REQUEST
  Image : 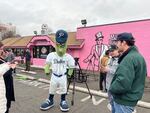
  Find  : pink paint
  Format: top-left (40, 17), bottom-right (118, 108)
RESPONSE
top-left (27, 35), bottom-right (54, 47)
top-left (76, 19), bottom-right (150, 77)
top-left (32, 58), bottom-right (45, 66)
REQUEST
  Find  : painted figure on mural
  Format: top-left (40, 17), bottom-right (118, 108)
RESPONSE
top-left (83, 32), bottom-right (108, 73)
top-left (40, 30), bottom-right (75, 112)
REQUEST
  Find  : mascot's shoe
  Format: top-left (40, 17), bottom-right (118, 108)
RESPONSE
top-left (60, 100), bottom-right (69, 112)
top-left (40, 99), bottom-right (54, 110)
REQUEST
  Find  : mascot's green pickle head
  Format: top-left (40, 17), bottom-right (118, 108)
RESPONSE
top-left (55, 30), bottom-right (73, 76)
top-left (55, 30), bottom-right (68, 57)
top-left (44, 30), bottom-right (71, 75)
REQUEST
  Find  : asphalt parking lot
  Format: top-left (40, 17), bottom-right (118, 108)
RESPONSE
top-left (9, 68), bottom-right (150, 113)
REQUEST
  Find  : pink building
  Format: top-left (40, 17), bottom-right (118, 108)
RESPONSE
top-left (1, 19), bottom-right (150, 77)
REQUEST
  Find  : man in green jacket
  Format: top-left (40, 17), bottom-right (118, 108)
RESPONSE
top-left (109, 32), bottom-right (147, 113)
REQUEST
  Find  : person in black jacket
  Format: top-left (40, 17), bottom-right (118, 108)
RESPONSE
top-left (0, 47), bottom-right (16, 113)
top-left (0, 58), bottom-right (15, 113)
top-left (25, 49), bottom-right (31, 71)
top-left (0, 50), bottom-right (16, 113)
top-left (3, 68), bottom-right (15, 113)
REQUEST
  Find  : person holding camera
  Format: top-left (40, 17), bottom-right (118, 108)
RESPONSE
top-left (0, 42), bottom-right (17, 113)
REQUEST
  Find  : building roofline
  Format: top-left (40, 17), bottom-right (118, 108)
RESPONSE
top-left (78, 18), bottom-right (150, 29)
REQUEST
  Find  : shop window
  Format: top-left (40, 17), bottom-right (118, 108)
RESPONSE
top-left (33, 45), bottom-right (55, 59)
top-left (16, 48), bottom-right (21, 56)
top-left (11, 48), bottom-right (25, 57)
top-left (20, 49), bottom-right (25, 56)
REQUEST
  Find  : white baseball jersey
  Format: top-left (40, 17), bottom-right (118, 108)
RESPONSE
top-left (46, 52), bottom-right (75, 94)
top-left (46, 52), bottom-right (75, 75)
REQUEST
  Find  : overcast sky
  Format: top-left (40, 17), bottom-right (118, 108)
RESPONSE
top-left (0, 0), bottom-right (150, 36)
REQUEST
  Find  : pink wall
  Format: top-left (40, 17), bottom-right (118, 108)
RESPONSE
top-left (76, 20), bottom-right (150, 77)
top-left (32, 58), bottom-right (45, 66)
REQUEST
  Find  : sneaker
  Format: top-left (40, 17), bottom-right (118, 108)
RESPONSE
top-left (40, 99), bottom-right (54, 110)
top-left (60, 100), bottom-right (69, 112)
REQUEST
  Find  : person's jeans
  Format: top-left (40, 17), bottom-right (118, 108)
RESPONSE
top-left (113, 101), bottom-right (134, 113)
top-left (108, 91), bottom-right (115, 113)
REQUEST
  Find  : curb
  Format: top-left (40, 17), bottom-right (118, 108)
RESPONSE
top-left (16, 74), bottom-right (150, 109)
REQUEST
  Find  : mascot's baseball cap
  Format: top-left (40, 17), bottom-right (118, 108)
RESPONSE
top-left (116, 32), bottom-right (135, 41)
top-left (55, 30), bottom-right (68, 44)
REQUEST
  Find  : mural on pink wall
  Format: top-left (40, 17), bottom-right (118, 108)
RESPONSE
top-left (76, 19), bottom-right (150, 77)
top-left (83, 31), bottom-right (108, 74)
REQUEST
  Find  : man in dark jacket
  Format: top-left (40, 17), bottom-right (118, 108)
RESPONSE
top-left (25, 49), bottom-right (31, 71)
top-left (109, 33), bottom-right (147, 113)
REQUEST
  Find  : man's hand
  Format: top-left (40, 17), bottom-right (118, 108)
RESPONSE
top-left (9, 63), bottom-right (17, 69)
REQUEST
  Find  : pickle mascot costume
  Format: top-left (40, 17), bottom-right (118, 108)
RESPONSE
top-left (40, 30), bottom-right (75, 112)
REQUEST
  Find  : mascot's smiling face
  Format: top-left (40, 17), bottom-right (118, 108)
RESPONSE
top-left (55, 30), bottom-right (68, 57)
